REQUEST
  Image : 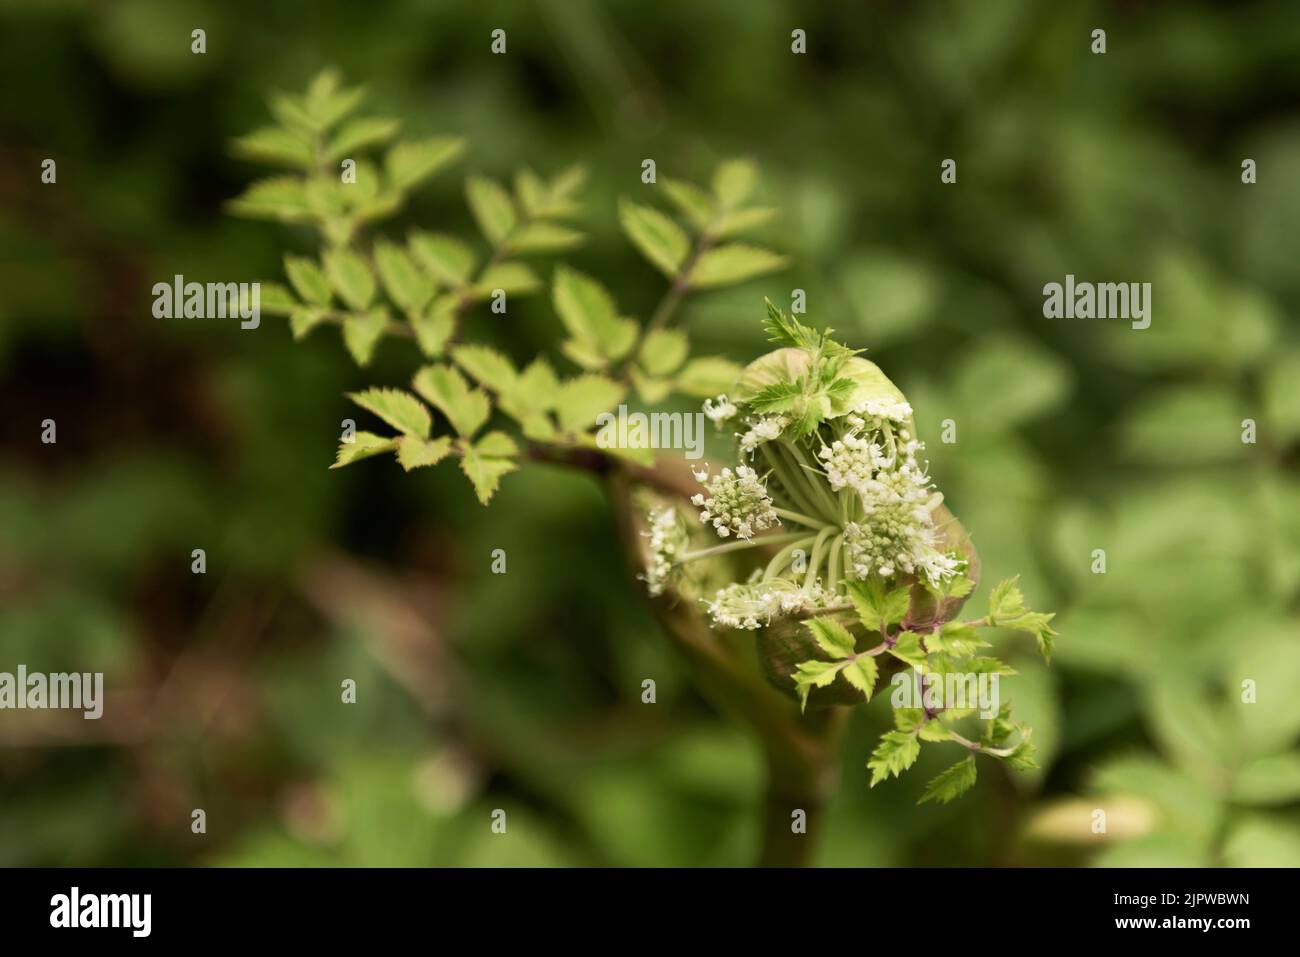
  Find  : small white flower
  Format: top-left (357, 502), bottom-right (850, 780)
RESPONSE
top-left (640, 505), bottom-right (689, 597)
top-left (738, 415), bottom-right (787, 455)
top-left (704, 576), bottom-right (837, 630)
top-left (854, 397), bottom-right (913, 423)
top-left (703, 394), bottom-right (737, 425)
top-left (693, 464), bottom-right (779, 540)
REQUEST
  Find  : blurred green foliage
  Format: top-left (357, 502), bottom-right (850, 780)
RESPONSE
top-left (1, 0), bottom-right (1297, 866)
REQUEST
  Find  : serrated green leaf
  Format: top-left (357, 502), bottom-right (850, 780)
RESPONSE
top-left (629, 366), bottom-right (673, 404)
top-left (932, 621), bottom-right (990, 656)
top-left (284, 255), bottom-right (332, 306)
top-left (988, 576), bottom-right (1057, 660)
top-left (918, 757), bottom-right (977, 804)
top-left (396, 435), bottom-right (453, 471)
top-left (346, 387), bottom-right (430, 438)
top-left (374, 239), bottom-right (434, 312)
top-left (452, 344), bottom-right (518, 394)
top-left (459, 445), bottom-right (517, 505)
top-left (554, 375), bottom-right (626, 433)
top-left (413, 364), bottom-right (491, 438)
top-left (341, 308), bottom-right (387, 365)
top-left (327, 116), bottom-right (401, 162)
top-left (841, 656), bottom-right (878, 700)
top-left (846, 578), bottom-right (912, 631)
top-left (331, 430), bottom-right (398, 469)
top-left (466, 175), bottom-right (517, 246)
top-left (805, 617), bottom-right (856, 658)
top-left (386, 136), bottom-right (464, 193)
top-left (687, 244), bottom-right (789, 288)
top-left (867, 730), bottom-right (921, 786)
top-left (474, 430), bottom-right (519, 458)
top-left (791, 659), bottom-right (844, 711)
top-left (323, 248), bottom-right (376, 310)
top-left (409, 231), bottom-right (477, 288)
top-left (638, 328), bottom-right (689, 377)
top-left (231, 126), bottom-right (314, 169)
top-left (889, 631), bottom-right (929, 670)
top-left (712, 158), bottom-right (758, 208)
top-left (513, 358), bottom-right (559, 411)
top-left (673, 356), bottom-right (742, 398)
top-left (619, 199), bottom-right (690, 277)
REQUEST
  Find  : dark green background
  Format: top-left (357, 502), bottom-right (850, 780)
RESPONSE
top-left (1, 0), bottom-right (1297, 866)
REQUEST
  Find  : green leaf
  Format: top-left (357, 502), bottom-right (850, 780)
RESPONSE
top-left (687, 244), bottom-right (788, 289)
top-left (226, 176), bottom-right (314, 223)
top-left (714, 206), bottom-right (778, 238)
top-left (413, 364), bottom-right (491, 438)
top-left (507, 221), bottom-right (584, 255)
top-left (918, 757), bottom-right (978, 805)
top-left (618, 199), bottom-right (690, 277)
top-left (552, 266), bottom-right (638, 362)
top-left (466, 175), bottom-right (517, 246)
top-left (867, 730), bottom-right (921, 787)
top-left (1263, 348), bottom-right (1300, 443)
top-left (284, 255), bottom-right (332, 306)
top-left (554, 375), bottom-right (626, 433)
top-left (1120, 385), bottom-right (1248, 465)
top-left (747, 380), bottom-right (802, 415)
top-left (841, 656), bottom-right (878, 700)
top-left (791, 659), bottom-right (844, 711)
top-left (513, 359), bottom-right (559, 411)
top-left (346, 387), bottom-right (431, 438)
top-left (451, 344), bottom-right (518, 394)
top-left (475, 430), bottom-right (519, 458)
top-left (323, 248), bottom-right (376, 310)
top-left (805, 617), bottom-right (856, 658)
top-left (846, 578), bottom-right (912, 631)
top-left (1234, 753), bottom-right (1300, 805)
top-left (473, 261), bottom-right (541, 298)
top-left (988, 577), bottom-right (1057, 660)
top-left (385, 136), bottom-right (464, 193)
top-left (289, 307), bottom-right (329, 339)
top-left (459, 440), bottom-right (518, 505)
top-left (712, 158), bottom-right (758, 208)
top-left (931, 621), bottom-right (990, 656)
top-left (410, 295), bottom-right (457, 357)
top-left (888, 631), bottom-right (929, 670)
top-left (231, 126), bottom-right (314, 169)
top-left (327, 116), bottom-right (401, 162)
top-left (301, 70), bottom-right (367, 129)
top-left (374, 239), bottom-right (434, 312)
top-left (638, 328), bottom-right (689, 377)
top-left (257, 281), bottom-right (298, 316)
top-left (674, 356), bottom-right (742, 397)
top-left (331, 431), bottom-right (397, 469)
top-left (409, 231), bottom-right (477, 288)
top-left (341, 308), bottom-right (388, 366)
top-left (395, 435), bottom-right (453, 472)
top-left (662, 178), bottom-right (715, 231)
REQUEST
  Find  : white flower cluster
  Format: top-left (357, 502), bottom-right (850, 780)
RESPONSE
top-left (641, 505), bottom-right (689, 597)
top-left (843, 462), bottom-right (959, 584)
top-left (691, 465), bottom-right (779, 540)
top-left (817, 431), bottom-right (884, 493)
top-left (704, 576), bottom-right (836, 630)
top-left (855, 397), bottom-right (913, 424)
top-left (738, 415), bottom-right (786, 455)
top-left (702, 394), bottom-right (737, 425)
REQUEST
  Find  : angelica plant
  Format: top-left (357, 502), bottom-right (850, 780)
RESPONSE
top-left (230, 70), bottom-right (1056, 864)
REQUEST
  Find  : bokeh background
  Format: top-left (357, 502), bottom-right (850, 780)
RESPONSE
top-left (2, 0), bottom-right (1298, 866)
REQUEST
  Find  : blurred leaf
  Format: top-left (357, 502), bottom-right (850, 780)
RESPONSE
top-left (323, 248), bottom-right (376, 310)
top-left (374, 240), bottom-right (434, 312)
top-left (619, 199), bottom-right (690, 277)
top-left (1120, 385), bottom-right (1246, 465)
top-left (638, 328), bottom-right (689, 377)
top-left (953, 336), bottom-right (1070, 432)
top-left (409, 231), bottom-right (476, 288)
top-left (465, 175), bottom-right (517, 246)
top-left (686, 244), bottom-right (788, 288)
top-left (346, 387), bottom-right (430, 438)
top-left (413, 364), bottom-right (491, 438)
top-left (554, 375), bottom-right (626, 433)
top-left (385, 136), bottom-right (464, 193)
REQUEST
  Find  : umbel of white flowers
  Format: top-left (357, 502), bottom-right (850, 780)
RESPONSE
top-left (641, 305), bottom-right (963, 631)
